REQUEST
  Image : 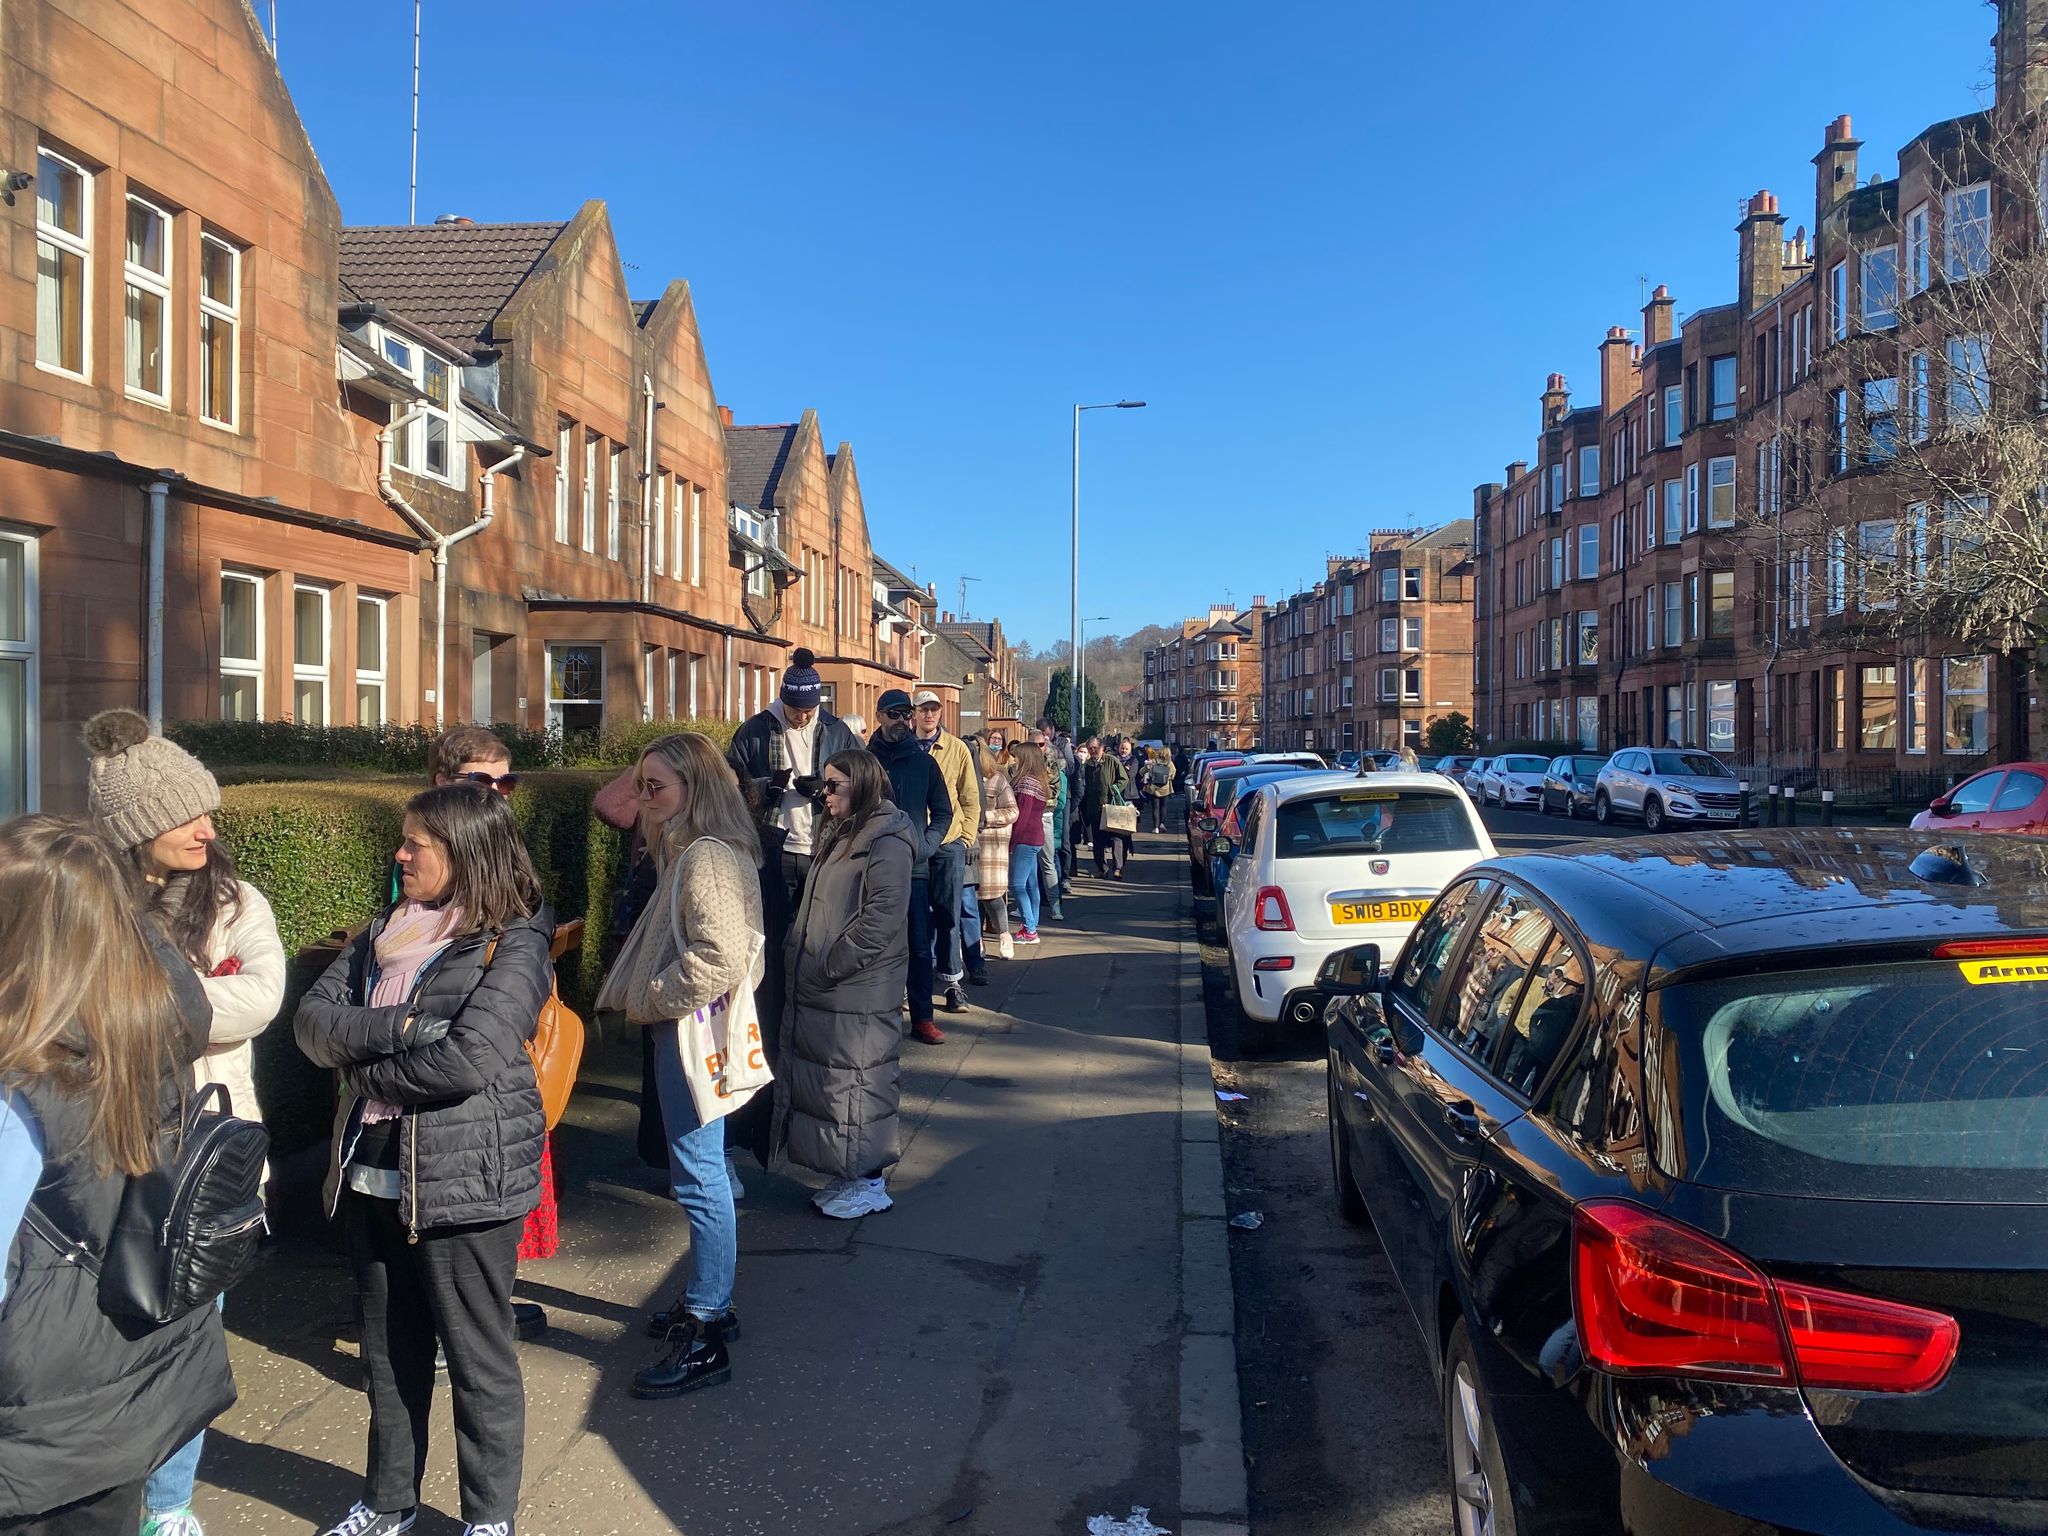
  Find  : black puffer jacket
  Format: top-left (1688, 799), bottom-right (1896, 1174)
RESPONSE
top-left (0, 935), bottom-right (234, 1520)
top-left (295, 903), bottom-right (553, 1234)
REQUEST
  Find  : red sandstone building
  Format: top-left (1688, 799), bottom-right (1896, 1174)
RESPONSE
top-left (1, 0), bottom-right (968, 814)
top-left (1146, 604), bottom-right (1265, 751)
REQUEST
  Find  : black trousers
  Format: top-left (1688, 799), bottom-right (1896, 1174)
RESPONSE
top-left (779, 848), bottom-right (813, 915)
top-left (0, 1481), bottom-right (144, 1536)
top-left (346, 1192), bottom-right (525, 1524)
top-left (1094, 827), bottom-right (1131, 876)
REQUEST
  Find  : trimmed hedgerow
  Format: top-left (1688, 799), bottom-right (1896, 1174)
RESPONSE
top-left (214, 770), bottom-right (633, 1154)
top-left (170, 717), bottom-right (738, 777)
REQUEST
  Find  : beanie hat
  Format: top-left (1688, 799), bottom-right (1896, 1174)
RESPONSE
top-left (781, 648), bottom-right (825, 711)
top-left (83, 709), bottom-right (221, 849)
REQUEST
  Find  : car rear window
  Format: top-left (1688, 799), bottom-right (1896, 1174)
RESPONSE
top-left (1273, 789), bottom-right (1479, 859)
top-left (1500, 756), bottom-right (1548, 773)
top-left (1657, 960), bottom-right (2048, 1202)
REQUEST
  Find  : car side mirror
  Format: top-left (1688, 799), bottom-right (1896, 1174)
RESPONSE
top-left (1317, 942), bottom-right (1382, 995)
top-left (1210, 836), bottom-right (1236, 858)
top-left (1929, 796), bottom-right (1954, 816)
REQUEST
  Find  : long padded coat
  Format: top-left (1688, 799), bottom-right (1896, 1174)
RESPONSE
top-left (779, 806), bottom-right (917, 1180)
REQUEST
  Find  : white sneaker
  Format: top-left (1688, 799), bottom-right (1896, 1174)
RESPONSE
top-left (811, 1177), bottom-right (854, 1208)
top-left (997, 931), bottom-right (1014, 960)
top-left (141, 1513), bottom-right (204, 1536)
top-left (725, 1154), bottom-right (746, 1200)
top-left (817, 1176), bottom-right (893, 1220)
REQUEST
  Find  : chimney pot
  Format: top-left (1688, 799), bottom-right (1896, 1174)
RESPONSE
top-left (717, 404), bottom-right (734, 426)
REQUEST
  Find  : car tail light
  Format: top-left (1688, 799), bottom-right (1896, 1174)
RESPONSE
top-left (1253, 886), bottom-right (1294, 931)
top-left (1572, 1202), bottom-right (1957, 1394)
top-left (1934, 938), bottom-right (2048, 959)
top-left (1252, 955), bottom-right (1294, 971)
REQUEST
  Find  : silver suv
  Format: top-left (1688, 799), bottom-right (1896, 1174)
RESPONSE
top-left (1594, 748), bottom-right (1740, 831)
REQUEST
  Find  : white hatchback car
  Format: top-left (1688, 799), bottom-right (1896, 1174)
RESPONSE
top-left (1221, 772), bottom-right (1495, 1049)
top-left (1482, 753), bottom-right (1550, 808)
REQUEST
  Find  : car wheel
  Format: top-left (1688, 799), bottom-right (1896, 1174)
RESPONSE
top-left (1445, 1320), bottom-right (1521, 1536)
top-left (1643, 795), bottom-right (1665, 833)
top-left (1564, 795), bottom-right (1578, 820)
top-left (1536, 792), bottom-right (1550, 817)
top-left (1594, 791), bottom-right (1613, 825)
top-left (1326, 1061), bottom-right (1370, 1227)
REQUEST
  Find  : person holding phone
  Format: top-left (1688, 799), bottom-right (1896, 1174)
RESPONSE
top-left (726, 649), bottom-right (858, 914)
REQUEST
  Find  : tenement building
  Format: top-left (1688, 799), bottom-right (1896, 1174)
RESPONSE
top-left (1, 0), bottom-right (984, 814)
top-left (1259, 524), bottom-right (1474, 756)
top-left (1146, 603), bottom-right (1264, 750)
top-left (1473, 0), bottom-right (2048, 776)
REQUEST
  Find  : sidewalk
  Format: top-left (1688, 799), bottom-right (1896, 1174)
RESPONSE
top-left (197, 828), bottom-right (1239, 1536)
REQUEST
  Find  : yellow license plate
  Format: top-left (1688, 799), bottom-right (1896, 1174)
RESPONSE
top-left (1330, 899), bottom-right (1430, 925)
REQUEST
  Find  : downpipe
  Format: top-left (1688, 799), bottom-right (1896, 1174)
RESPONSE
top-left (146, 478), bottom-right (170, 731)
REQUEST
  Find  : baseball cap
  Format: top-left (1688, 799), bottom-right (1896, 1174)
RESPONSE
top-left (877, 688), bottom-right (914, 715)
top-left (911, 689), bottom-right (943, 707)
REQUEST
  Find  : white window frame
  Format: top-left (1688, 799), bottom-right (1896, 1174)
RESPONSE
top-left (1826, 530), bottom-right (1848, 615)
top-left (1662, 478), bottom-right (1683, 543)
top-left (291, 581), bottom-right (331, 726)
top-left (1378, 617), bottom-right (1397, 652)
top-left (198, 233), bottom-right (240, 429)
top-left (1402, 615), bottom-right (1422, 650)
top-left (735, 509), bottom-right (771, 598)
top-left (690, 484), bottom-right (704, 585)
top-left (1646, 582), bottom-right (1660, 650)
top-left (1945, 184), bottom-right (1991, 282)
top-left (377, 328), bottom-right (457, 484)
top-left (1380, 567), bottom-right (1399, 603)
top-left (1904, 203), bottom-right (1930, 296)
top-left (607, 443), bottom-right (626, 560)
top-left (34, 147), bottom-right (92, 381)
top-left (581, 434), bottom-right (599, 553)
top-left (1685, 463), bottom-right (1700, 532)
top-left (546, 642), bottom-right (606, 735)
top-left (555, 423), bottom-right (573, 542)
top-left (1907, 352), bottom-right (1931, 442)
top-left (1946, 333), bottom-right (1990, 429)
top-left (220, 570), bottom-right (264, 721)
top-left (1662, 385), bottom-right (1682, 446)
top-left (1943, 655), bottom-right (1989, 755)
top-left (1828, 259), bottom-right (1848, 343)
top-left (123, 192), bottom-right (173, 406)
top-left (1577, 523), bottom-right (1598, 579)
top-left (643, 644), bottom-right (658, 722)
top-left (355, 593), bottom-right (387, 725)
top-left (1662, 581), bottom-right (1681, 649)
top-left (1706, 455), bottom-right (1736, 529)
top-left (651, 472), bottom-right (667, 575)
top-left (1859, 246), bottom-right (1897, 331)
top-left (0, 530), bottom-right (42, 816)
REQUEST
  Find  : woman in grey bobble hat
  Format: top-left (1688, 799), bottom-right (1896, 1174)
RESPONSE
top-left (83, 709), bottom-right (287, 1536)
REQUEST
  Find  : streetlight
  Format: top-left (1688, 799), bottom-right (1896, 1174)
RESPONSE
top-left (1079, 614), bottom-right (1109, 737)
top-left (1072, 399), bottom-right (1146, 736)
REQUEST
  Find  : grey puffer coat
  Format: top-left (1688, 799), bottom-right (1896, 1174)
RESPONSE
top-left (295, 903), bottom-right (554, 1234)
top-left (779, 805), bottom-right (916, 1180)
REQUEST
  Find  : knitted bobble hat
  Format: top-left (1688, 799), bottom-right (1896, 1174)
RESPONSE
top-left (781, 648), bottom-right (825, 710)
top-left (83, 709), bottom-right (222, 850)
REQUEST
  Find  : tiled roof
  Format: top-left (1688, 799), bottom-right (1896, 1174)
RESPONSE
top-left (725, 424), bottom-right (800, 511)
top-left (939, 620), bottom-right (998, 657)
top-left (339, 221), bottom-right (567, 347)
top-left (1412, 518), bottom-right (1474, 549)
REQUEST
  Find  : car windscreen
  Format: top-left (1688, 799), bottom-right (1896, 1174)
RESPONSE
top-left (1500, 755), bottom-right (1548, 773)
top-left (1570, 756), bottom-right (1607, 775)
top-left (1272, 789), bottom-right (1480, 859)
top-left (1210, 767), bottom-right (1303, 807)
top-left (1647, 751), bottom-right (1732, 778)
top-left (1657, 959), bottom-right (2048, 1202)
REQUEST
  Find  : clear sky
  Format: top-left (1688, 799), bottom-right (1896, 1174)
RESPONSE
top-left (277, 0), bottom-right (1994, 651)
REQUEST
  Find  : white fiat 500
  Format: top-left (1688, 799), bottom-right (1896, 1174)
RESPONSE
top-left (1221, 772), bottom-right (1495, 1049)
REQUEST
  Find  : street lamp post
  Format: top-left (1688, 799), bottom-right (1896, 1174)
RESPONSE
top-left (1078, 613), bottom-right (1108, 738)
top-left (1071, 399), bottom-right (1145, 737)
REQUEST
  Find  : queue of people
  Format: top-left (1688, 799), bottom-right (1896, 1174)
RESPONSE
top-left (0, 690), bottom-right (1184, 1536)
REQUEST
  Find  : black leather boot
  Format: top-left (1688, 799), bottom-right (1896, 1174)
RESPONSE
top-left (645, 1298), bottom-right (742, 1342)
top-left (630, 1316), bottom-right (732, 1398)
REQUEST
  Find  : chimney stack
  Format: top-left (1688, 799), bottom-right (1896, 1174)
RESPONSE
top-left (1540, 373), bottom-right (1571, 428)
top-left (1737, 189), bottom-right (1789, 314)
top-left (1813, 116), bottom-right (1861, 219)
top-left (717, 403), bottom-right (735, 427)
top-left (1641, 284), bottom-right (1675, 346)
top-left (1599, 326), bottom-right (1638, 418)
top-left (1997, 0), bottom-right (2048, 119)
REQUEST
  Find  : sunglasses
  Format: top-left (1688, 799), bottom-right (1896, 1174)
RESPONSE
top-left (459, 771), bottom-right (520, 796)
top-left (822, 776), bottom-right (851, 793)
top-left (882, 706), bottom-right (915, 720)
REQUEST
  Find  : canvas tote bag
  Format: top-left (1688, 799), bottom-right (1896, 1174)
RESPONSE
top-left (668, 840), bottom-right (774, 1122)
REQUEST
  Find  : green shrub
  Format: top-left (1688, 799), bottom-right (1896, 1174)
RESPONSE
top-left (216, 770), bottom-right (632, 1154)
top-left (172, 717), bottom-right (739, 775)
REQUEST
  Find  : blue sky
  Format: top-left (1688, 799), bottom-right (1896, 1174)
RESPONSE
top-left (279, 1), bottom-right (1993, 651)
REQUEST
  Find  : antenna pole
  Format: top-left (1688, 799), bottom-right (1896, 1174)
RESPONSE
top-left (269, 0), bottom-right (278, 56)
top-left (408, 0), bottom-right (421, 224)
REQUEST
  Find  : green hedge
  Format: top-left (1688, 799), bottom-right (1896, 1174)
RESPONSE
top-left (171, 717), bottom-right (738, 778)
top-left (216, 770), bottom-right (633, 1154)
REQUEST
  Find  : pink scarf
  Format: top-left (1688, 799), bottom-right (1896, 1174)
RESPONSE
top-left (361, 900), bottom-right (466, 1123)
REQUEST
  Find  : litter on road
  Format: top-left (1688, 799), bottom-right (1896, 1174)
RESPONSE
top-left (1215, 1089), bottom-right (1249, 1103)
top-left (1086, 1508), bottom-right (1171, 1536)
top-left (1228, 1210), bottom-right (1265, 1230)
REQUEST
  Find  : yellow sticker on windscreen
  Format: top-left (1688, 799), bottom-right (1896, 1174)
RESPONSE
top-left (1957, 958), bottom-right (2048, 985)
top-left (1341, 790), bottom-right (1397, 801)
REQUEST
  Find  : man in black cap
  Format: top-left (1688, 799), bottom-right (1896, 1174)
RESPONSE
top-left (728, 647), bottom-right (859, 912)
top-left (869, 688), bottom-right (955, 1043)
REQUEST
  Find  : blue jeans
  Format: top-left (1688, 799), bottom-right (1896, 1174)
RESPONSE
top-left (960, 883), bottom-right (985, 971)
top-left (146, 1296), bottom-right (224, 1512)
top-left (1010, 844), bottom-right (1043, 933)
top-left (650, 1026), bottom-right (737, 1319)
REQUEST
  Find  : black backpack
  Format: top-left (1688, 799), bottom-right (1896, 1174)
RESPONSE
top-left (26, 1083), bottom-right (269, 1325)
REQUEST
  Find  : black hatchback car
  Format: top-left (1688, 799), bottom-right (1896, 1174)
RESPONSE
top-left (1321, 829), bottom-right (2048, 1534)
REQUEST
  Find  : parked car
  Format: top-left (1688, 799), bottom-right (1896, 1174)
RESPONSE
top-left (1594, 747), bottom-right (1740, 830)
top-left (1359, 749), bottom-right (1403, 772)
top-left (1910, 762), bottom-right (2048, 834)
top-left (1208, 772), bottom-right (1309, 913)
top-left (1458, 757), bottom-right (1493, 798)
top-left (1221, 772), bottom-right (1493, 1051)
top-left (1321, 827), bottom-right (2048, 1534)
top-left (1188, 760), bottom-right (1321, 891)
top-left (1480, 753), bottom-right (1549, 808)
top-left (1433, 753), bottom-right (1478, 786)
top-left (1539, 752), bottom-right (1610, 817)
top-left (1334, 750), bottom-right (1362, 772)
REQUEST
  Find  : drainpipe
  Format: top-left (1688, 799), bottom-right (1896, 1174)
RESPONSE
top-left (146, 478), bottom-right (171, 731)
top-left (640, 373), bottom-right (656, 605)
top-left (377, 406), bottom-right (523, 728)
top-left (724, 631), bottom-right (735, 719)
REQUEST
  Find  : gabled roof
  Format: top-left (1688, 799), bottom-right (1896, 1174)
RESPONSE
top-left (872, 552), bottom-right (921, 593)
top-left (725, 424), bottom-right (800, 512)
top-left (339, 221), bottom-right (568, 347)
top-left (938, 619), bottom-right (999, 658)
top-left (1412, 518), bottom-right (1474, 549)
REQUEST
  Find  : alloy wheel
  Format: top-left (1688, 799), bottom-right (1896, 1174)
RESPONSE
top-left (1643, 796), bottom-right (1664, 833)
top-left (1594, 792), bottom-right (1612, 825)
top-left (1450, 1362), bottom-right (1497, 1536)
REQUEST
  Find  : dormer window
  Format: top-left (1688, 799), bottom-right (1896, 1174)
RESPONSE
top-left (377, 327), bottom-right (458, 485)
